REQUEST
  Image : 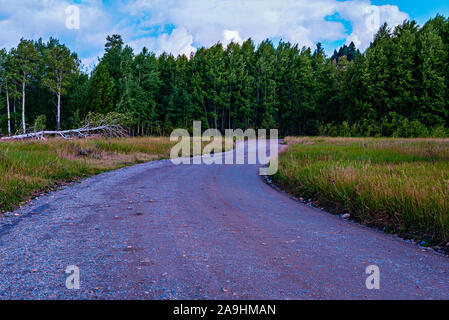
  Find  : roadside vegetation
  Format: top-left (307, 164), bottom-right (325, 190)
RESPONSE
top-left (0, 137), bottom-right (231, 214)
top-left (273, 137), bottom-right (449, 245)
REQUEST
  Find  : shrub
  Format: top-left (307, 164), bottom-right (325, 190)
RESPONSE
top-left (393, 118), bottom-right (429, 138)
top-left (33, 115), bottom-right (47, 133)
top-left (82, 112), bottom-right (135, 129)
top-left (431, 125), bottom-right (449, 138)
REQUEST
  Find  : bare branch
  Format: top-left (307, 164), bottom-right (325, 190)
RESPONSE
top-left (1, 124), bottom-right (126, 141)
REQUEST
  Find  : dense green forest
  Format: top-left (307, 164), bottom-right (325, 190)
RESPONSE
top-left (1, 15), bottom-right (449, 137)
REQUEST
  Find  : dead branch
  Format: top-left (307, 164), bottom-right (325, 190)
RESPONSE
top-left (1, 125), bottom-right (126, 141)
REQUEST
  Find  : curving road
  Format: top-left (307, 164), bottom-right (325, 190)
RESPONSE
top-left (0, 140), bottom-right (448, 300)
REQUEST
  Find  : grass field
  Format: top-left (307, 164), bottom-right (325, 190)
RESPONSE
top-left (273, 137), bottom-right (449, 245)
top-left (0, 136), bottom-right (230, 214)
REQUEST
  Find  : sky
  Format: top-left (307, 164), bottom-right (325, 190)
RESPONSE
top-left (0, 0), bottom-right (447, 70)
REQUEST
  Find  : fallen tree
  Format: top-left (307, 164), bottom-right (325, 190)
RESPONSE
top-left (1, 124), bottom-right (126, 141)
top-left (1, 112), bottom-right (132, 141)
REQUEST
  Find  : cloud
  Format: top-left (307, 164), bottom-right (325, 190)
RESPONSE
top-left (127, 0), bottom-right (409, 51)
top-left (155, 28), bottom-right (196, 56)
top-left (0, 0), bottom-right (410, 63)
top-left (223, 30), bottom-right (243, 46)
top-left (128, 28), bottom-right (196, 57)
top-left (0, 0), bottom-right (114, 58)
top-left (339, 1), bottom-right (409, 48)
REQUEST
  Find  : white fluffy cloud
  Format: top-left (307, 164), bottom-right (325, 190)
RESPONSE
top-left (0, 0), bottom-right (114, 68)
top-left (154, 28), bottom-right (196, 56)
top-left (0, 1), bottom-right (111, 46)
top-left (338, 2), bottom-right (409, 48)
top-left (128, 0), bottom-right (409, 52)
top-left (223, 30), bottom-right (243, 46)
top-left (129, 27), bottom-right (196, 57)
top-left (0, 0), bottom-right (409, 65)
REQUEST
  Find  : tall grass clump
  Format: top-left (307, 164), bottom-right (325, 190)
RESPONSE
top-left (273, 137), bottom-right (449, 244)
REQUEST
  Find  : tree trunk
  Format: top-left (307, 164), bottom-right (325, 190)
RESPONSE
top-left (1, 125), bottom-right (125, 141)
top-left (228, 83), bottom-right (232, 130)
top-left (13, 91), bottom-right (17, 131)
top-left (6, 87), bottom-right (11, 136)
top-left (57, 90), bottom-right (61, 130)
top-left (22, 80), bottom-right (26, 134)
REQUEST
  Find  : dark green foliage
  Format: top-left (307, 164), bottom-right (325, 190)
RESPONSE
top-left (89, 63), bottom-right (116, 114)
top-left (330, 41), bottom-right (361, 63)
top-left (1, 16), bottom-right (449, 137)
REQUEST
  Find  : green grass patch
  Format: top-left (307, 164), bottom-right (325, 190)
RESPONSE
top-left (0, 136), bottom-right (232, 214)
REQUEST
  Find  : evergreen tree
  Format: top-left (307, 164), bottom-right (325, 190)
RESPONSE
top-left (90, 63), bottom-right (116, 114)
top-left (389, 21), bottom-right (419, 119)
top-left (416, 23), bottom-right (447, 126)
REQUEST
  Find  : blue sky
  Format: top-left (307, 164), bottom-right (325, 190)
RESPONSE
top-left (0, 0), bottom-right (447, 70)
top-left (371, 0), bottom-right (449, 23)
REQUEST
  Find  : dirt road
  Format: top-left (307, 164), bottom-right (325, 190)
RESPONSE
top-left (0, 141), bottom-right (448, 299)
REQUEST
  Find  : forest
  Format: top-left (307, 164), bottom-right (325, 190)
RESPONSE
top-left (0, 15), bottom-right (448, 138)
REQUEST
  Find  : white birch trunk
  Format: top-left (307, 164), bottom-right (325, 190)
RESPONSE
top-left (21, 80), bottom-right (26, 134)
top-left (6, 87), bottom-right (11, 136)
top-left (57, 90), bottom-right (61, 130)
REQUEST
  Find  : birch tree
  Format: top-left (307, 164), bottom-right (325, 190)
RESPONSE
top-left (0, 49), bottom-right (11, 136)
top-left (11, 39), bottom-right (38, 134)
top-left (0, 49), bottom-right (20, 136)
top-left (42, 42), bottom-right (80, 129)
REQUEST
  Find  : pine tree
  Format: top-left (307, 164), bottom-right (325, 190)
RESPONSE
top-left (364, 24), bottom-right (393, 121)
top-left (135, 48), bottom-right (160, 133)
top-left (390, 21), bottom-right (419, 119)
top-left (416, 24), bottom-right (447, 126)
top-left (255, 40), bottom-right (277, 129)
top-left (102, 34), bottom-right (125, 106)
top-left (90, 63), bottom-right (116, 114)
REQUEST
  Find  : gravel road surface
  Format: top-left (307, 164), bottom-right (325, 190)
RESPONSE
top-left (0, 140), bottom-right (448, 300)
